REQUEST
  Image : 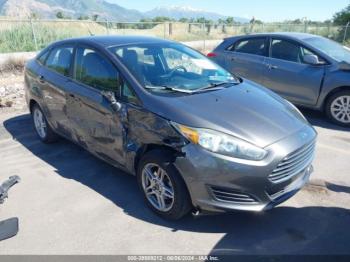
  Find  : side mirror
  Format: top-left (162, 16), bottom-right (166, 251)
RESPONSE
top-left (101, 90), bottom-right (122, 112)
top-left (303, 54), bottom-right (320, 65)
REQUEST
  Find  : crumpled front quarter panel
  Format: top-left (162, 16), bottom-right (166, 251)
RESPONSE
top-left (124, 105), bottom-right (186, 174)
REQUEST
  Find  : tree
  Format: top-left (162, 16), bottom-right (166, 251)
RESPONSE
top-left (140, 18), bottom-right (152, 23)
top-left (225, 17), bottom-right (234, 25)
top-left (56, 12), bottom-right (64, 19)
top-left (292, 19), bottom-right (303, 24)
top-left (195, 17), bottom-right (212, 24)
top-left (334, 4), bottom-right (350, 25)
top-left (30, 12), bottom-right (40, 19)
top-left (152, 16), bottom-right (173, 23)
top-left (78, 15), bottom-right (89, 20)
top-left (179, 18), bottom-right (189, 23)
top-left (138, 18), bottom-right (153, 29)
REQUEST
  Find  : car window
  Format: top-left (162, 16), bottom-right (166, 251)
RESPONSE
top-left (121, 81), bottom-right (139, 105)
top-left (304, 36), bottom-right (350, 63)
top-left (116, 47), bottom-right (155, 66)
top-left (74, 47), bottom-right (119, 92)
top-left (45, 46), bottom-right (73, 76)
top-left (300, 46), bottom-right (326, 64)
top-left (271, 39), bottom-right (301, 63)
top-left (231, 38), bottom-right (267, 56)
top-left (109, 43), bottom-right (237, 92)
top-left (37, 50), bottom-right (50, 65)
top-left (162, 48), bottom-right (203, 74)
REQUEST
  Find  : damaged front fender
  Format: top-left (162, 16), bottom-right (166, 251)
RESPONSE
top-left (122, 105), bottom-right (188, 175)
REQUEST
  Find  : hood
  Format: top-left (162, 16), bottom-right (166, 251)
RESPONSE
top-left (145, 80), bottom-right (310, 148)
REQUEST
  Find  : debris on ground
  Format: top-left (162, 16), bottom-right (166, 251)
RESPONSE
top-left (0, 71), bottom-right (26, 112)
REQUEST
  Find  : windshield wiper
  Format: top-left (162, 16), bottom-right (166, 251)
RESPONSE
top-left (145, 85), bottom-right (194, 94)
top-left (193, 82), bottom-right (237, 93)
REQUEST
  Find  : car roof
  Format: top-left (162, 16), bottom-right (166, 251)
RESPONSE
top-left (225, 32), bottom-right (320, 41)
top-left (51, 35), bottom-right (173, 48)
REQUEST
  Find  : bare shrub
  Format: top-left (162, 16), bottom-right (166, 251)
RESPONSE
top-left (0, 57), bottom-right (26, 74)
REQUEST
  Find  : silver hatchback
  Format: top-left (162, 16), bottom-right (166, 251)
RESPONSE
top-left (209, 33), bottom-right (350, 126)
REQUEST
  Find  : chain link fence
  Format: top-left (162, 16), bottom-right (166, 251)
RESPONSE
top-left (0, 19), bottom-right (349, 53)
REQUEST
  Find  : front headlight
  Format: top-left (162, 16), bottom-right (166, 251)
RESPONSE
top-left (171, 122), bottom-right (267, 161)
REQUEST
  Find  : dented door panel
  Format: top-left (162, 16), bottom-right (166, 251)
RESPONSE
top-left (66, 88), bottom-right (186, 174)
top-left (66, 82), bottom-right (126, 167)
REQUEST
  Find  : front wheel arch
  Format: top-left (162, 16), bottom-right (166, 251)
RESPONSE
top-left (323, 86), bottom-right (350, 111)
top-left (134, 144), bottom-right (180, 175)
top-left (324, 89), bottom-right (350, 126)
top-left (136, 149), bottom-right (193, 219)
top-left (29, 99), bottom-right (39, 114)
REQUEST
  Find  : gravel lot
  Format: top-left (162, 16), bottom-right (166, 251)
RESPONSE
top-left (0, 88), bottom-right (349, 255)
top-left (0, 72), bottom-right (25, 111)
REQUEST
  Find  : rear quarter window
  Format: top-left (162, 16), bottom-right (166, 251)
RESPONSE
top-left (228, 38), bottom-right (268, 56)
top-left (46, 46), bottom-right (73, 76)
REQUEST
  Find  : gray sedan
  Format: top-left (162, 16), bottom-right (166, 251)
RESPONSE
top-left (25, 36), bottom-right (316, 219)
top-left (209, 33), bottom-right (350, 126)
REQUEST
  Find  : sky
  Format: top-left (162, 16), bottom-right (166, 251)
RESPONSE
top-left (108, 0), bottom-right (350, 22)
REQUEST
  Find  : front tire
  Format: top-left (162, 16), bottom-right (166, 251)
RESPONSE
top-left (137, 150), bottom-right (192, 220)
top-left (325, 91), bottom-right (350, 127)
top-left (31, 104), bottom-right (58, 143)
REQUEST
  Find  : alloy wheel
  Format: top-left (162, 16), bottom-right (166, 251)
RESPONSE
top-left (33, 108), bottom-right (47, 139)
top-left (330, 95), bottom-right (350, 124)
top-left (141, 163), bottom-right (175, 212)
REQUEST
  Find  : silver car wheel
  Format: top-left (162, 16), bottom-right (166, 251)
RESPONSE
top-left (141, 163), bottom-right (175, 212)
top-left (33, 108), bottom-right (47, 139)
top-left (330, 95), bottom-right (350, 124)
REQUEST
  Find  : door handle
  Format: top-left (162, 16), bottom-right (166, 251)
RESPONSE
top-left (267, 64), bottom-right (278, 70)
top-left (38, 75), bottom-right (45, 83)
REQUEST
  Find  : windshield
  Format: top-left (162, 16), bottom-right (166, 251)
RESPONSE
top-left (108, 42), bottom-right (238, 92)
top-left (304, 37), bottom-right (350, 64)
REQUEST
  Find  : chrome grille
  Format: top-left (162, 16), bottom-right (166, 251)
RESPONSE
top-left (269, 141), bottom-right (316, 184)
top-left (210, 186), bottom-right (258, 204)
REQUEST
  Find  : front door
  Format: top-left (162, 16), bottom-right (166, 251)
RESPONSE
top-left (66, 46), bottom-right (126, 167)
top-left (262, 38), bottom-right (325, 106)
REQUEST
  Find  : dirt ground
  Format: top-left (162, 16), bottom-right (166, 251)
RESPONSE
top-left (0, 71), bottom-right (26, 113)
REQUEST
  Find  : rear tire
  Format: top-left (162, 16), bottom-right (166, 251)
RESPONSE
top-left (325, 90), bottom-right (350, 127)
top-left (31, 104), bottom-right (59, 143)
top-left (137, 150), bottom-right (192, 220)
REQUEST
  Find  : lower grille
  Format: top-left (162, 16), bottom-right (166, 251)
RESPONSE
top-left (269, 141), bottom-right (316, 184)
top-left (210, 186), bottom-right (258, 204)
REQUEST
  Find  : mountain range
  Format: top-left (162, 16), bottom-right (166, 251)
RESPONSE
top-left (0, 0), bottom-right (249, 22)
top-left (145, 6), bottom-right (249, 23)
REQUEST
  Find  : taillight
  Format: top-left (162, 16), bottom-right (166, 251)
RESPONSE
top-left (207, 52), bottom-right (217, 58)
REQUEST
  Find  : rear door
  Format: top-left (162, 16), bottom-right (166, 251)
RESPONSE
top-left (37, 44), bottom-right (74, 132)
top-left (224, 37), bottom-right (268, 84)
top-left (66, 45), bottom-right (127, 167)
top-left (262, 37), bottom-right (325, 106)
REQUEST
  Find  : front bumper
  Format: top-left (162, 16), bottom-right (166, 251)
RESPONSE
top-left (174, 125), bottom-right (317, 213)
